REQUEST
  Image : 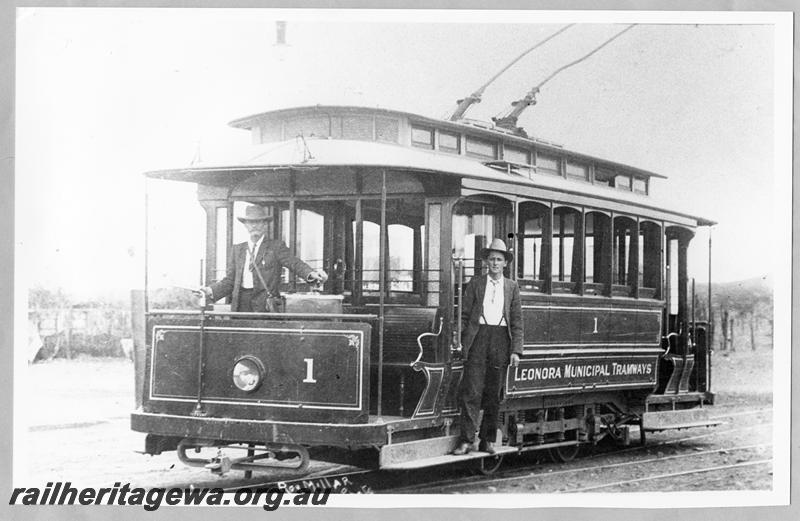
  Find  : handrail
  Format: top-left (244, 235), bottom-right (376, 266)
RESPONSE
top-left (411, 317), bottom-right (444, 367)
top-left (662, 332), bottom-right (678, 358)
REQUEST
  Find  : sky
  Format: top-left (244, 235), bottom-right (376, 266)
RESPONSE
top-left (14, 8), bottom-right (791, 301)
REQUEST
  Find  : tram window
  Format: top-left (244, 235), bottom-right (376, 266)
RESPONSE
top-left (453, 198), bottom-right (509, 280)
top-left (341, 116), bottom-right (373, 140)
top-left (411, 126), bottom-right (434, 149)
top-left (438, 131), bottom-right (460, 154)
top-left (520, 218), bottom-right (543, 280)
top-left (584, 212), bottom-right (611, 286)
top-left (668, 238), bottom-right (679, 314)
top-left (552, 208), bottom-right (580, 282)
top-left (260, 120), bottom-right (283, 143)
top-left (536, 153), bottom-right (560, 176)
top-left (273, 206), bottom-right (325, 286)
top-left (615, 174), bottom-right (632, 191)
top-left (633, 177), bottom-right (648, 194)
top-left (613, 217), bottom-right (637, 287)
top-left (285, 116), bottom-right (330, 139)
top-left (376, 117), bottom-right (400, 143)
top-left (639, 222), bottom-right (661, 292)
top-left (594, 168), bottom-right (615, 187)
top-left (353, 199), bottom-right (426, 299)
top-left (427, 203), bottom-right (441, 306)
top-left (504, 146), bottom-right (530, 165)
top-left (361, 220), bottom-right (381, 290)
top-left (215, 208), bottom-right (228, 281)
top-left (465, 137), bottom-right (497, 159)
top-left (295, 209), bottom-right (325, 272)
top-left (388, 224), bottom-right (415, 291)
top-left (517, 203), bottom-right (547, 285)
top-left (566, 161), bottom-right (589, 182)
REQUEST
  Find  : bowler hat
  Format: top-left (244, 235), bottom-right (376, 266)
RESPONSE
top-left (481, 238), bottom-right (513, 263)
top-left (237, 205), bottom-right (273, 223)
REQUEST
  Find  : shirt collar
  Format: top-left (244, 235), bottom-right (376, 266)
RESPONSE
top-left (249, 235), bottom-right (265, 253)
top-left (487, 274), bottom-right (502, 285)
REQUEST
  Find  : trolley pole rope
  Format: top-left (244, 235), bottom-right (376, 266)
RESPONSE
top-left (534, 24), bottom-right (637, 91)
top-left (449, 24), bottom-right (574, 120)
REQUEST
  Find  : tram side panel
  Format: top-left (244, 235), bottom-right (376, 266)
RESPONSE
top-left (507, 296), bottom-right (662, 402)
top-left (139, 316), bottom-right (372, 424)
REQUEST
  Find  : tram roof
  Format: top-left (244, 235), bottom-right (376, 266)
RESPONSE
top-left (145, 137), bottom-right (715, 226)
top-left (228, 105), bottom-right (668, 181)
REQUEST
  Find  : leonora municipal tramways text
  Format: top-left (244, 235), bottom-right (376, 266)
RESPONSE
top-left (131, 93), bottom-right (719, 478)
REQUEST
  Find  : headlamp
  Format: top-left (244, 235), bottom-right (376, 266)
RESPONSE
top-left (232, 356), bottom-right (264, 392)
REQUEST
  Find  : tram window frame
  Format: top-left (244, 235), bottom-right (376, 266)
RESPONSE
top-left (341, 115), bottom-right (374, 140)
top-left (516, 202), bottom-right (548, 290)
top-left (615, 174), bottom-right (632, 191)
top-left (352, 197), bottom-right (427, 304)
top-left (504, 145), bottom-right (531, 165)
top-left (584, 212), bottom-right (611, 292)
top-left (594, 168), bottom-right (615, 187)
top-left (632, 177), bottom-right (648, 195)
top-left (259, 120), bottom-right (283, 143)
top-left (639, 221), bottom-right (661, 297)
top-left (411, 126), bottom-right (435, 149)
top-left (535, 152), bottom-right (560, 176)
top-left (438, 131), bottom-right (461, 154)
top-left (552, 207), bottom-right (581, 287)
top-left (612, 216), bottom-right (637, 293)
top-left (214, 207), bottom-right (228, 282)
top-left (284, 116), bottom-right (331, 139)
top-left (465, 136), bottom-right (498, 160)
top-left (376, 117), bottom-right (400, 143)
top-left (452, 197), bottom-right (511, 282)
top-left (565, 161), bottom-right (589, 182)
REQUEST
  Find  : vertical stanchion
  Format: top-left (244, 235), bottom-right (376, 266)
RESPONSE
top-left (193, 307), bottom-right (207, 415)
top-left (707, 227), bottom-right (713, 392)
top-left (377, 169), bottom-right (387, 417)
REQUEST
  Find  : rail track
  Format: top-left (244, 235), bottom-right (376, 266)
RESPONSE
top-left (221, 405), bottom-right (772, 494)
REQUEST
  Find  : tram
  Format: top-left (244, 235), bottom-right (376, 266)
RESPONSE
top-left (131, 103), bottom-right (718, 475)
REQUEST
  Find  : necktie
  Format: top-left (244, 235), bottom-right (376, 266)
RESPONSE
top-left (248, 243), bottom-right (257, 272)
top-left (489, 279), bottom-right (499, 303)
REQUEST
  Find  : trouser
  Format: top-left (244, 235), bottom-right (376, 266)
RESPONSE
top-left (458, 325), bottom-right (510, 443)
top-left (237, 288), bottom-right (282, 313)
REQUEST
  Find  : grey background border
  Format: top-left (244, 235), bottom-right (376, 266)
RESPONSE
top-left (0, 1), bottom-right (795, 520)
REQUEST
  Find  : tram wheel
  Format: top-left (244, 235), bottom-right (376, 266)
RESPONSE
top-left (547, 443), bottom-right (581, 463)
top-left (476, 454), bottom-right (504, 475)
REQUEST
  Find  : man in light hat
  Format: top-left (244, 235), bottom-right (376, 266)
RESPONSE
top-left (198, 205), bottom-right (327, 312)
top-left (452, 238), bottom-right (523, 456)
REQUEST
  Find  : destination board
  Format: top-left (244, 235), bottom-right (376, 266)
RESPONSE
top-left (505, 354), bottom-right (658, 396)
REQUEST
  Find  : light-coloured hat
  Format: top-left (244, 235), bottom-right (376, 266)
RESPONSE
top-left (481, 238), bottom-right (513, 263)
top-left (237, 205), bottom-right (273, 223)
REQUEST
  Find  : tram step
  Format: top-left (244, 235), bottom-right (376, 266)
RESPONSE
top-left (379, 434), bottom-right (517, 469)
top-left (641, 408), bottom-right (723, 432)
top-left (381, 445), bottom-right (518, 470)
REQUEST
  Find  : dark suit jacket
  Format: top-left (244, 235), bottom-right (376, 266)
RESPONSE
top-left (209, 239), bottom-right (314, 312)
top-left (459, 275), bottom-right (524, 359)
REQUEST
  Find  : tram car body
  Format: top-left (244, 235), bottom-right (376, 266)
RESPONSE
top-left (132, 105), bottom-right (717, 473)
